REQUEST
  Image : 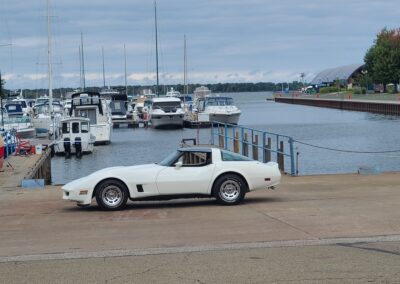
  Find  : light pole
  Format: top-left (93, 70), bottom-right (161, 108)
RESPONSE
top-left (361, 70), bottom-right (368, 94)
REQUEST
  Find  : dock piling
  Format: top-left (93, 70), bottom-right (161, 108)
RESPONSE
top-left (242, 132), bottom-right (249, 157)
top-left (278, 141), bottom-right (284, 171)
top-left (252, 134), bottom-right (259, 160)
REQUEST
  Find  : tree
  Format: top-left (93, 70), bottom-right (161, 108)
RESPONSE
top-left (364, 28), bottom-right (400, 92)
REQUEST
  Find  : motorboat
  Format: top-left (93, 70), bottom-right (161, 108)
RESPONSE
top-left (70, 92), bottom-right (112, 144)
top-left (102, 90), bottom-right (129, 121)
top-left (31, 101), bottom-right (63, 138)
top-left (54, 117), bottom-right (95, 158)
top-left (194, 86), bottom-right (212, 99)
top-left (149, 97), bottom-right (184, 129)
top-left (194, 96), bottom-right (241, 125)
top-left (166, 87), bottom-right (181, 98)
top-left (0, 111), bottom-right (36, 139)
top-left (166, 87), bottom-right (192, 104)
top-left (11, 98), bottom-right (31, 116)
top-left (4, 103), bottom-right (24, 117)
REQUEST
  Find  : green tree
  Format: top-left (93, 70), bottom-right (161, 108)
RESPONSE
top-left (364, 28), bottom-right (400, 92)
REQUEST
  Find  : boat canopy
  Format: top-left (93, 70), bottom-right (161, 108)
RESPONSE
top-left (70, 92), bottom-right (103, 116)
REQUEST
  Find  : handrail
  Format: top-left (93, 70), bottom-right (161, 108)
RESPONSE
top-left (211, 122), bottom-right (296, 176)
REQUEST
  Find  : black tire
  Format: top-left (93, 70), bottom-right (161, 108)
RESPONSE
top-left (95, 180), bottom-right (129, 211)
top-left (213, 173), bottom-right (246, 205)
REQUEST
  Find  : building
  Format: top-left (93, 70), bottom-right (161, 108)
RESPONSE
top-left (310, 63), bottom-right (365, 89)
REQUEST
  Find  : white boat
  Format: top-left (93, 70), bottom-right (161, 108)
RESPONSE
top-left (70, 92), bottom-right (112, 144)
top-left (100, 89), bottom-right (129, 121)
top-left (166, 87), bottom-right (181, 98)
top-left (11, 97), bottom-right (31, 116)
top-left (31, 102), bottom-right (63, 138)
top-left (1, 116), bottom-right (36, 139)
top-left (194, 86), bottom-right (212, 99)
top-left (149, 97), bottom-right (184, 129)
top-left (54, 117), bottom-right (95, 157)
top-left (194, 96), bottom-right (241, 125)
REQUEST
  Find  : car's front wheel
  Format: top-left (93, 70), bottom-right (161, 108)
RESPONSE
top-left (213, 173), bottom-right (246, 205)
top-left (95, 180), bottom-right (128, 211)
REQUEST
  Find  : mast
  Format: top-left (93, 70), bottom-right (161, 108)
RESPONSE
top-left (47, 0), bottom-right (53, 113)
top-left (154, 1), bottom-right (159, 96)
top-left (78, 45), bottom-right (82, 90)
top-left (102, 46), bottom-right (106, 88)
top-left (124, 44), bottom-right (128, 96)
top-left (80, 32), bottom-right (86, 91)
top-left (184, 34), bottom-right (187, 95)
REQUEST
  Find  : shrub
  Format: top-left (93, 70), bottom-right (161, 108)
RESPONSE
top-left (319, 86), bottom-right (339, 94)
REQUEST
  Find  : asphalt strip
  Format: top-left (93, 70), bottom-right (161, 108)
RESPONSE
top-left (2, 234), bottom-right (400, 263)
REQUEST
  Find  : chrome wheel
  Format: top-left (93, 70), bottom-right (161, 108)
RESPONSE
top-left (214, 174), bottom-right (246, 205)
top-left (96, 180), bottom-right (128, 211)
top-left (219, 179), bottom-right (240, 202)
top-left (101, 185), bottom-right (124, 208)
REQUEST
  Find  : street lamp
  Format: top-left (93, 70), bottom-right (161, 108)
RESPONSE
top-left (361, 70), bottom-right (368, 94)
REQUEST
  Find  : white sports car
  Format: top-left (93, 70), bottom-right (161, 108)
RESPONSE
top-left (62, 147), bottom-right (281, 210)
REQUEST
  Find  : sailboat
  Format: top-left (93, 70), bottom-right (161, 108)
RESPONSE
top-left (148, 2), bottom-right (184, 129)
top-left (31, 0), bottom-right (61, 139)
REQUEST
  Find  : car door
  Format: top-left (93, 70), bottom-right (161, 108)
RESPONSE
top-left (156, 151), bottom-right (215, 195)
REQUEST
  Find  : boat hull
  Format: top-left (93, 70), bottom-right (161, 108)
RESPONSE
top-left (209, 112), bottom-right (241, 125)
top-left (151, 114), bottom-right (184, 129)
top-left (91, 124), bottom-right (112, 144)
top-left (17, 128), bottom-right (37, 139)
top-left (54, 139), bottom-right (95, 155)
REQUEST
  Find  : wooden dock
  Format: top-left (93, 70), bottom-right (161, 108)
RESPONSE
top-left (112, 119), bottom-right (139, 128)
top-left (183, 119), bottom-right (211, 128)
top-left (274, 97), bottom-right (400, 115)
top-left (0, 148), bottom-right (52, 189)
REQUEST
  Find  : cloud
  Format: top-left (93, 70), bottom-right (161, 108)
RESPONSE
top-left (0, 0), bottom-right (399, 89)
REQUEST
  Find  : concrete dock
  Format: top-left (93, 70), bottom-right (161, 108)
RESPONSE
top-left (1, 172), bottom-right (400, 282)
top-left (0, 150), bottom-right (50, 188)
top-left (275, 96), bottom-right (400, 115)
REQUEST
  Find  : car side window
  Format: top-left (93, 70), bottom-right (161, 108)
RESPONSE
top-left (221, 150), bottom-right (253, 161)
top-left (179, 152), bottom-right (211, 167)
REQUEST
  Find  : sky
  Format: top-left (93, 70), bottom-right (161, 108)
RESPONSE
top-left (0, 0), bottom-right (399, 90)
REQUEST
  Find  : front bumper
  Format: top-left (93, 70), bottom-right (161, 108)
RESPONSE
top-left (62, 181), bottom-right (93, 205)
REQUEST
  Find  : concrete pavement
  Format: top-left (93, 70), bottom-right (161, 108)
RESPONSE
top-left (1, 172), bottom-right (400, 282)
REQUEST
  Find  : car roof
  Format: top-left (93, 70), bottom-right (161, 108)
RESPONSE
top-left (178, 146), bottom-right (213, 153)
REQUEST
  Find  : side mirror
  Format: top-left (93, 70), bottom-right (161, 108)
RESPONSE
top-left (175, 161), bottom-right (183, 168)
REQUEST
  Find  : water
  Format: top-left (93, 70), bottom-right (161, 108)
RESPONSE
top-left (52, 92), bottom-right (400, 184)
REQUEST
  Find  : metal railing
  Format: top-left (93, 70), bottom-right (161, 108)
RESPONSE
top-left (1, 129), bottom-right (17, 158)
top-left (211, 122), bottom-right (296, 176)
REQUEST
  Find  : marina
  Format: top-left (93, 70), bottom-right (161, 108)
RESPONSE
top-left (48, 91), bottom-right (400, 184)
top-left (2, 91), bottom-right (400, 186)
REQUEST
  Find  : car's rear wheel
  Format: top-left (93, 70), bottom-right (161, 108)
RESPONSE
top-left (95, 180), bottom-right (128, 211)
top-left (213, 173), bottom-right (246, 205)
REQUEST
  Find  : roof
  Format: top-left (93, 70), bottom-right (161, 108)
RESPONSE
top-left (311, 63), bottom-right (364, 85)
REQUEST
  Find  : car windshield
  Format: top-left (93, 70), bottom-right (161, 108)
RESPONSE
top-left (159, 150), bottom-right (182, 166)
